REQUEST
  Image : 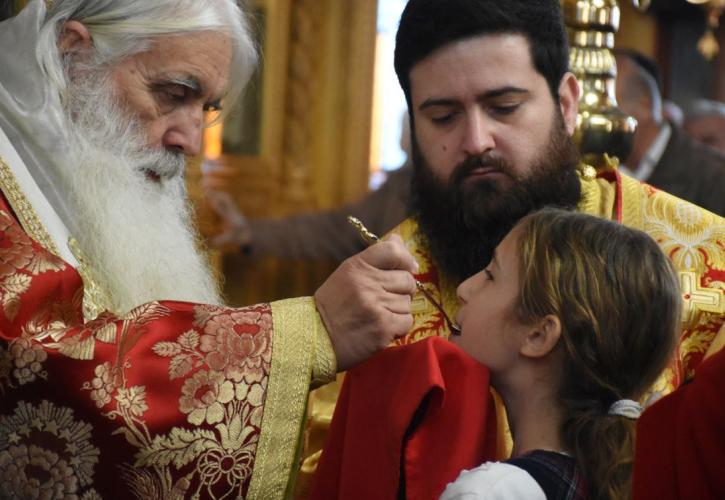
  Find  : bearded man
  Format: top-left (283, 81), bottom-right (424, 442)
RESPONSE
top-left (302, 0), bottom-right (725, 495)
top-left (0, 1), bottom-right (419, 498)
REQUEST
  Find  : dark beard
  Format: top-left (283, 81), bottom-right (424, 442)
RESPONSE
top-left (411, 113), bottom-right (582, 282)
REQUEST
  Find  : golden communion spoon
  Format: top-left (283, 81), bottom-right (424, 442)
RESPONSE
top-left (347, 216), bottom-right (461, 335)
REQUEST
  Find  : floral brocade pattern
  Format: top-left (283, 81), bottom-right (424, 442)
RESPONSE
top-left (2, 301), bottom-right (274, 499)
top-left (0, 195), bottom-right (276, 498)
top-left (0, 210), bottom-right (65, 322)
top-left (0, 400), bottom-right (102, 500)
top-left (114, 304), bottom-right (273, 500)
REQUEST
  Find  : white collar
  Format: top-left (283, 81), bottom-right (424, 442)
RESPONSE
top-left (619, 123), bottom-right (672, 181)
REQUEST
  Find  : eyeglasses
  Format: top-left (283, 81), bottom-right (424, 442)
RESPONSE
top-left (347, 216), bottom-right (461, 335)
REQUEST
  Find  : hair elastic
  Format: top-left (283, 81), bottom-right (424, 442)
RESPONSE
top-left (607, 399), bottom-right (643, 419)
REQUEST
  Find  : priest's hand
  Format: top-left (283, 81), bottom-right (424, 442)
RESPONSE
top-left (315, 234), bottom-right (418, 372)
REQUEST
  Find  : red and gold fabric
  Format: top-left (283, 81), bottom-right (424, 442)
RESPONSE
top-left (0, 175), bottom-right (337, 498)
top-left (298, 169), bottom-right (725, 492)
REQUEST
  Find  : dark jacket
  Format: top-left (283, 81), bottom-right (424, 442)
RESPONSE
top-left (648, 126), bottom-right (725, 216)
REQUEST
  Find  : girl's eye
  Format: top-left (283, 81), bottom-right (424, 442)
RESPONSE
top-left (483, 269), bottom-right (494, 281)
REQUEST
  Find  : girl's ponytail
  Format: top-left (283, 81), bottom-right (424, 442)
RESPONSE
top-left (515, 209), bottom-right (682, 500)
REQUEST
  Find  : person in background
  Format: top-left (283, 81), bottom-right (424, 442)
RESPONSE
top-left (614, 49), bottom-right (725, 215)
top-left (443, 208), bottom-right (680, 499)
top-left (205, 114), bottom-right (413, 261)
top-left (684, 98), bottom-right (725, 155)
top-left (662, 100), bottom-right (684, 127)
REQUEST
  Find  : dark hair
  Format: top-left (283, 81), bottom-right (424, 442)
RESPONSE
top-left (394, 0), bottom-right (570, 106)
top-left (515, 208), bottom-right (681, 500)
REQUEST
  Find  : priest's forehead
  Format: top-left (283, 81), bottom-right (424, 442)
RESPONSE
top-left (132, 33), bottom-right (233, 105)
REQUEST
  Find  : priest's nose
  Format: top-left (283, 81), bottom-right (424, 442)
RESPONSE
top-left (162, 108), bottom-right (203, 156)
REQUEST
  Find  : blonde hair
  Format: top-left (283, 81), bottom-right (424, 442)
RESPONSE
top-left (514, 208), bottom-right (681, 500)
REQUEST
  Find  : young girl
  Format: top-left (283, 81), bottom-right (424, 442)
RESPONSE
top-left (441, 208), bottom-right (682, 500)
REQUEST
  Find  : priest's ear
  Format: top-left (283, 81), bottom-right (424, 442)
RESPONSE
top-left (520, 314), bottom-right (562, 359)
top-left (58, 20), bottom-right (92, 56)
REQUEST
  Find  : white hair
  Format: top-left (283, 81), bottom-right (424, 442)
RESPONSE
top-left (61, 62), bottom-right (224, 312)
top-left (36, 0), bottom-right (257, 110)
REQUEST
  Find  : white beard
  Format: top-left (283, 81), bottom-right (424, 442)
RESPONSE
top-left (60, 70), bottom-right (224, 314)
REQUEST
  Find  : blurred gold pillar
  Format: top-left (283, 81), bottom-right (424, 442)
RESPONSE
top-left (562, 0), bottom-right (638, 169)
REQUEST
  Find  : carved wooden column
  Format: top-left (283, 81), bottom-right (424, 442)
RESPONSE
top-left (280, 0), bottom-right (321, 208)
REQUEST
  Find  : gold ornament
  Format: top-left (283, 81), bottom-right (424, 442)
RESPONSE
top-left (577, 163), bottom-right (598, 182)
top-left (687, 0), bottom-right (725, 60)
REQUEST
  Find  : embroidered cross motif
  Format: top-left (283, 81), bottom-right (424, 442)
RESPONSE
top-left (679, 271), bottom-right (723, 327)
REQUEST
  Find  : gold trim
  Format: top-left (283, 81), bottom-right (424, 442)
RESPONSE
top-left (576, 175), bottom-right (601, 217)
top-left (619, 174), bottom-right (646, 230)
top-left (248, 297), bottom-right (317, 499)
top-left (704, 323), bottom-right (725, 360)
top-left (68, 237), bottom-right (112, 320)
top-left (311, 311), bottom-right (336, 387)
top-left (0, 155), bottom-right (62, 258)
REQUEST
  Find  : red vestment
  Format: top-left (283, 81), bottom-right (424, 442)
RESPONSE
top-left (0, 191), bottom-right (330, 499)
top-left (309, 337), bottom-right (497, 500)
top-left (633, 347), bottom-right (725, 499)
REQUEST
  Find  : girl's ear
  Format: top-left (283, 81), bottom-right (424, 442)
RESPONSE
top-left (520, 314), bottom-right (562, 359)
top-left (58, 20), bottom-right (93, 55)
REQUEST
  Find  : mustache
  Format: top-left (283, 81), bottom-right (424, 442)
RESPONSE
top-left (135, 149), bottom-right (187, 181)
top-left (450, 153), bottom-right (517, 186)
